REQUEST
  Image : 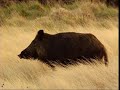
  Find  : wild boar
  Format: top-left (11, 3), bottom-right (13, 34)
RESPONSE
top-left (18, 30), bottom-right (108, 68)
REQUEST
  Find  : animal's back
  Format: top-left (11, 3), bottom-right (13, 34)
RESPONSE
top-left (46, 32), bottom-right (103, 58)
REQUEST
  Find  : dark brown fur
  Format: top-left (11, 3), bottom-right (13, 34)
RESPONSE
top-left (18, 30), bottom-right (108, 68)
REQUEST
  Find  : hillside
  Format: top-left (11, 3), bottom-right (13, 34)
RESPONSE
top-left (0, 0), bottom-right (118, 89)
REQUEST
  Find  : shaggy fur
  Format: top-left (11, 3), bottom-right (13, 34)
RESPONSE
top-left (18, 30), bottom-right (108, 68)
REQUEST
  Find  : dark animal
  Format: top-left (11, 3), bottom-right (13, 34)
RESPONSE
top-left (18, 30), bottom-right (108, 68)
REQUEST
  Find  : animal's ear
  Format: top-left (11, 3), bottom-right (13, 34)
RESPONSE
top-left (38, 30), bottom-right (44, 40)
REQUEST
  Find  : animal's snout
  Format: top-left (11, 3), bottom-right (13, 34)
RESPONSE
top-left (18, 54), bottom-right (22, 59)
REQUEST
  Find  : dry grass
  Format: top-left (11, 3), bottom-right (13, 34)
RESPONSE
top-left (0, 23), bottom-right (118, 89)
top-left (0, 1), bottom-right (118, 89)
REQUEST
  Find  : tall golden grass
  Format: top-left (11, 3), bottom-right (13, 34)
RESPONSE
top-left (0, 1), bottom-right (118, 89)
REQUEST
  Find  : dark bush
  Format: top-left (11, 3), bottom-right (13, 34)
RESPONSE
top-left (106, 0), bottom-right (118, 7)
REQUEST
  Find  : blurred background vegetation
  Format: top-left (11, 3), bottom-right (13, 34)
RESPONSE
top-left (0, 0), bottom-right (118, 28)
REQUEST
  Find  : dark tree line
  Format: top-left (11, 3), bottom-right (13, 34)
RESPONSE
top-left (0, 0), bottom-right (118, 7)
top-left (91, 0), bottom-right (118, 7)
top-left (38, 0), bottom-right (118, 6)
top-left (38, 0), bottom-right (75, 5)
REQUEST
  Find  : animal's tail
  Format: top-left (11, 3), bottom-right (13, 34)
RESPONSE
top-left (103, 47), bottom-right (108, 66)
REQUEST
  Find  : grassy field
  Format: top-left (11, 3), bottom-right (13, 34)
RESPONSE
top-left (0, 1), bottom-right (118, 89)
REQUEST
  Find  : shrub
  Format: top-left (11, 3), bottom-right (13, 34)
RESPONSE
top-left (92, 4), bottom-right (118, 19)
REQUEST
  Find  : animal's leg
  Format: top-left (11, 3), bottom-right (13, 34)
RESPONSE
top-left (40, 58), bottom-right (55, 68)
